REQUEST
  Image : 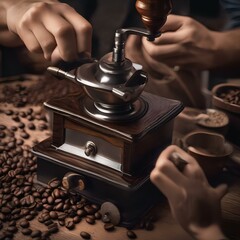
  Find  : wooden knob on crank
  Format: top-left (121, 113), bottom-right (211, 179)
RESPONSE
top-left (135, 0), bottom-right (172, 35)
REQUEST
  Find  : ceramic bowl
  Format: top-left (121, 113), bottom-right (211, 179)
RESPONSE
top-left (212, 83), bottom-right (240, 114)
top-left (212, 83), bottom-right (240, 146)
top-left (182, 131), bottom-right (233, 178)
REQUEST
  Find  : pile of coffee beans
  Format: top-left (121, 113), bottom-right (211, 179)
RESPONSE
top-left (0, 76), bottom-right (158, 239)
top-left (0, 74), bottom-right (82, 106)
top-left (219, 87), bottom-right (240, 106)
top-left (199, 109), bottom-right (229, 128)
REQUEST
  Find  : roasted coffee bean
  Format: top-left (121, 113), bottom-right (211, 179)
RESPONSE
top-left (104, 223), bottom-right (115, 231)
top-left (25, 214), bottom-right (34, 221)
top-left (68, 209), bottom-right (77, 218)
top-left (5, 110), bottom-right (13, 115)
top-left (21, 228), bottom-right (32, 236)
top-left (27, 115), bottom-right (34, 121)
top-left (94, 211), bottom-right (102, 220)
top-left (26, 108), bottom-right (33, 115)
top-left (0, 131), bottom-right (6, 138)
top-left (42, 213), bottom-right (51, 222)
top-left (58, 213), bottom-right (67, 221)
top-left (127, 230), bottom-right (137, 239)
top-left (31, 230), bottom-right (42, 238)
top-left (49, 211), bottom-right (58, 220)
top-left (43, 204), bottom-right (53, 211)
top-left (27, 123), bottom-right (36, 130)
top-left (85, 216), bottom-right (95, 225)
top-left (63, 203), bottom-right (71, 211)
top-left (84, 205), bottom-right (96, 215)
top-left (145, 220), bottom-right (154, 231)
top-left (6, 225), bottom-right (18, 233)
top-left (41, 230), bottom-right (51, 239)
top-left (48, 178), bottom-right (61, 189)
top-left (47, 196), bottom-right (54, 205)
top-left (44, 219), bottom-right (54, 226)
top-left (48, 223), bottom-right (58, 234)
top-left (12, 115), bottom-right (20, 122)
top-left (0, 124), bottom-right (6, 130)
top-left (77, 209), bottom-right (86, 217)
top-left (19, 219), bottom-right (30, 228)
top-left (16, 139), bottom-right (24, 145)
top-left (20, 131), bottom-right (30, 139)
top-left (37, 216), bottom-right (45, 223)
top-left (58, 220), bottom-right (65, 226)
top-left (18, 122), bottom-right (25, 129)
top-left (54, 202), bottom-right (63, 211)
top-left (73, 215), bottom-right (81, 224)
top-left (21, 208), bottom-right (30, 216)
top-left (19, 111), bottom-right (27, 118)
top-left (8, 220), bottom-right (16, 226)
top-left (66, 220), bottom-right (75, 230)
top-left (3, 231), bottom-right (13, 238)
top-left (80, 231), bottom-right (91, 239)
top-left (1, 206), bottom-right (11, 214)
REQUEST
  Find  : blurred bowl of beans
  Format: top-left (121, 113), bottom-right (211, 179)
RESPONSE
top-left (182, 131), bottom-right (233, 178)
top-left (212, 83), bottom-right (240, 147)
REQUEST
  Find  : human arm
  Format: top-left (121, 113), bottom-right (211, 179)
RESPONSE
top-left (126, 14), bottom-right (240, 73)
top-left (150, 145), bottom-right (228, 240)
top-left (0, 0), bottom-right (92, 63)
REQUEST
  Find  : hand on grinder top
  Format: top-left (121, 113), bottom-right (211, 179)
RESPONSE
top-left (1, 0), bottom-right (92, 63)
top-left (150, 145), bottom-right (228, 240)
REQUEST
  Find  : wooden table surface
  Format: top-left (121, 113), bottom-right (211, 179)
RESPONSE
top-left (1, 75), bottom-right (240, 240)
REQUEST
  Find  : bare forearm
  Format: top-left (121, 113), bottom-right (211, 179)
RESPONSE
top-left (211, 29), bottom-right (240, 72)
top-left (0, 0), bottom-right (25, 46)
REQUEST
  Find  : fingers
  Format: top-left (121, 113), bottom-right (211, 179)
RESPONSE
top-left (214, 184), bottom-right (228, 200)
top-left (62, 6), bottom-right (92, 56)
top-left (31, 23), bottom-right (56, 60)
top-left (150, 145), bottom-right (188, 200)
top-left (151, 145), bottom-right (207, 186)
top-left (12, 2), bottom-right (92, 62)
top-left (150, 168), bottom-right (184, 200)
top-left (161, 14), bottom-right (187, 32)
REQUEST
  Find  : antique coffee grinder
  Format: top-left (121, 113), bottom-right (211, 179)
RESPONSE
top-left (33, 0), bottom-right (183, 227)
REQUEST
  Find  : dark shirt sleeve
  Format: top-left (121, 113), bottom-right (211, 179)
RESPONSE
top-left (221, 0), bottom-right (240, 28)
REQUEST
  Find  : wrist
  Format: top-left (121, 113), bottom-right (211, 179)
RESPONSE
top-left (189, 224), bottom-right (227, 240)
top-left (209, 30), bottom-right (240, 72)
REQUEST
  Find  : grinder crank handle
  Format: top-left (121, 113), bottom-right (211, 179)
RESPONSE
top-left (47, 66), bottom-right (145, 102)
top-left (135, 0), bottom-right (172, 36)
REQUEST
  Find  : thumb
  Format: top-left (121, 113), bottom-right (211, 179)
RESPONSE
top-left (215, 184), bottom-right (228, 200)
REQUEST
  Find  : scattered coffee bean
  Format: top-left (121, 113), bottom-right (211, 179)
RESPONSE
top-left (73, 215), bottom-right (81, 224)
top-left (58, 220), bottom-right (65, 226)
top-left (0, 124), bottom-right (6, 130)
top-left (21, 228), bottom-right (32, 235)
top-left (66, 220), bottom-right (75, 230)
top-left (86, 216), bottom-right (95, 225)
top-left (104, 223), bottom-right (115, 231)
top-left (5, 110), bottom-right (13, 115)
top-left (31, 229), bottom-right (42, 238)
top-left (127, 230), bottom-right (137, 239)
top-left (18, 122), bottom-right (25, 129)
top-left (49, 211), bottom-right (58, 220)
top-left (27, 123), bottom-right (36, 130)
top-left (12, 115), bottom-right (20, 122)
top-left (20, 131), bottom-right (30, 139)
top-left (80, 231), bottom-right (91, 239)
top-left (44, 219), bottom-right (54, 226)
top-left (19, 219), bottom-right (30, 228)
